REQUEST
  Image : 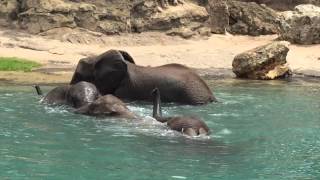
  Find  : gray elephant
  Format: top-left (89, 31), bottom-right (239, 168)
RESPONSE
top-left (74, 95), bottom-right (137, 119)
top-left (38, 81), bottom-right (137, 118)
top-left (41, 81), bottom-right (99, 108)
top-left (70, 50), bottom-right (216, 105)
top-left (152, 88), bottom-right (210, 136)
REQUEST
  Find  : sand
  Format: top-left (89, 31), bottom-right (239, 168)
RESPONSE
top-left (0, 28), bottom-right (319, 84)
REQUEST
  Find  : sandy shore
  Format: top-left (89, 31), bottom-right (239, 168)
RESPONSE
top-left (0, 28), bottom-right (319, 84)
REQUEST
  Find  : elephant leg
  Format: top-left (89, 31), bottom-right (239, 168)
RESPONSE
top-left (182, 128), bottom-right (197, 136)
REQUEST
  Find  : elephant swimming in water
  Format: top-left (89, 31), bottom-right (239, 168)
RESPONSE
top-left (151, 88), bottom-right (210, 136)
top-left (70, 49), bottom-right (216, 105)
top-left (74, 95), bottom-right (137, 119)
top-left (40, 81), bottom-right (99, 108)
top-left (37, 82), bottom-right (137, 118)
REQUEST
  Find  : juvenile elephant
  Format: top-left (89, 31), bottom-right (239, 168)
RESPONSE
top-left (41, 81), bottom-right (100, 108)
top-left (70, 50), bottom-right (216, 105)
top-left (38, 82), bottom-right (137, 119)
top-left (74, 95), bottom-right (137, 119)
top-left (151, 88), bottom-right (210, 136)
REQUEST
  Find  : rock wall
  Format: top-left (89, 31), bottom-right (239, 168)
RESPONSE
top-left (237, 0), bottom-right (320, 11)
top-left (0, 0), bottom-right (318, 43)
top-left (0, 0), bottom-right (210, 38)
top-left (279, 4), bottom-right (320, 44)
top-left (227, 1), bottom-right (282, 35)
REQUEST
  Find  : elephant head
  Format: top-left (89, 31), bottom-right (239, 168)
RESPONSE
top-left (66, 81), bottom-right (100, 108)
top-left (70, 49), bottom-right (216, 105)
top-left (70, 50), bottom-right (135, 95)
top-left (151, 88), bottom-right (210, 136)
top-left (41, 81), bottom-right (100, 108)
top-left (74, 95), bottom-right (137, 119)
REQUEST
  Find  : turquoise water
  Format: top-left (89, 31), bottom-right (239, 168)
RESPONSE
top-left (0, 79), bottom-right (320, 179)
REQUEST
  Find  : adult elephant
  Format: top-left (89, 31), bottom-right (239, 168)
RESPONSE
top-left (71, 50), bottom-right (216, 105)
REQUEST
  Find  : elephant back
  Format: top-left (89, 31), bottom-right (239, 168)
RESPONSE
top-left (115, 63), bottom-right (216, 105)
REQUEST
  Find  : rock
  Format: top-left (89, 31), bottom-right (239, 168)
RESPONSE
top-left (279, 4), bottom-right (320, 44)
top-left (227, 1), bottom-right (283, 36)
top-left (131, 1), bottom-right (209, 37)
top-left (166, 27), bottom-right (196, 38)
top-left (236, 0), bottom-right (320, 11)
top-left (18, 0), bottom-right (77, 33)
top-left (206, 0), bottom-right (229, 34)
top-left (232, 41), bottom-right (291, 80)
top-left (18, 0), bottom-right (130, 35)
top-left (39, 27), bottom-right (106, 44)
top-left (0, 0), bottom-right (18, 26)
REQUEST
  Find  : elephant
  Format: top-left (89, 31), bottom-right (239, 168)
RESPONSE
top-left (67, 81), bottom-right (100, 108)
top-left (70, 49), bottom-right (216, 105)
top-left (151, 88), bottom-right (210, 136)
top-left (37, 82), bottom-right (137, 119)
top-left (74, 95), bottom-right (137, 119)
top-left (41, 81), bottom-right (100, 108)
top-left (40, 85), bottom-right (70, 106)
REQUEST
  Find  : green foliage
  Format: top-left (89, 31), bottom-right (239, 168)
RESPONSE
top-left (0, 57), bottom-right (41, 72)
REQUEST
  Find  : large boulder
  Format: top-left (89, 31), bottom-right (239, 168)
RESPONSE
top-left (17, 0), bottom-right (131, 35)
top-left (232, 41), bottom-right (291, 80)
top-left (0, 0), bottom-right (211, 38)
top-left (279, 4), bottom-right (320, 44)
top-left (206, 0), bottom-right (229, 34)
top-left (227, 1), bottom-right (283, 35)
top-left (19, 0), bottom-right (88, 34)
top-left (0, 0), bottom-right (19, 26)
top-left (131, 1), bottom-right (210, 38)
top-left (237, 0), bottom-right (320, 11)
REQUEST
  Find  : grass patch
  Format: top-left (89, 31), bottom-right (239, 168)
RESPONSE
top-left (0, 57), bottom-right (41, 72)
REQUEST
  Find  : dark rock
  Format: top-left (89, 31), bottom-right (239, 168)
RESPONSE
top-left (0, 0), bottom-right (19, 26)
top-left (227, 1), bottom-right (283, 35)
top-left (236, 0), bottom-right (320, 11)
top-left (279, 4), bottom-right (320, 44)
top-left (131, 1), bottom-right (209, 36)
top-left (206, 0), bottom-right (229, 34)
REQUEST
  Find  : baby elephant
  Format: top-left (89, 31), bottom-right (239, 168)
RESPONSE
top-left (38, 81), bottom-right (99, 108)
top-left (151, 88), bottom-right (210, 136)
top-left (74, 95), bottom-right (137, 119)
top-left (35, 82), bottom-right (136, 119)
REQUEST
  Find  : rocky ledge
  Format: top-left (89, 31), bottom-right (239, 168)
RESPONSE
top-left (0, 0), bottom-right (320, 42)
top-left (279, 4), bottom-right (320, 45)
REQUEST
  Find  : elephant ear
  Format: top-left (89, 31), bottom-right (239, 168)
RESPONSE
top-left (119, 50), bottom-right (135, 64)
top-left (94, 50), bottom-right (128, 95)
top-left (70, 57), bottom-right (97, 85)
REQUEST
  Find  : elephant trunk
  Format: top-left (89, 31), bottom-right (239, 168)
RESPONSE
top-left (34, 85), bottom-right (43, 96)
top-left (152, 88), bottom-right (162, 119)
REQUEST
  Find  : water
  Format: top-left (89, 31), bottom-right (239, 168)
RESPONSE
top-left (0, 79), bottom-right (320, 179)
